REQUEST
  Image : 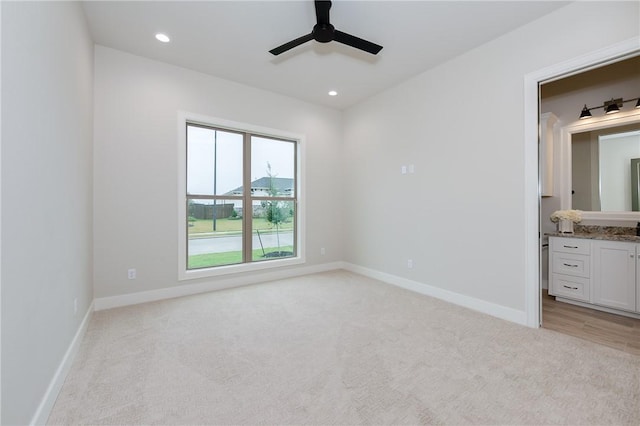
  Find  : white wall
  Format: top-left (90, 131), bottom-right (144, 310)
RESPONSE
top-left (1, 2), bottom-right (94, 424)
top-left (342, 1), bottom-right (639, 313)
top-left (93, 46), bottom-right (343, 299)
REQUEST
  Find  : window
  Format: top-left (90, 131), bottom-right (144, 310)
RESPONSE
top-left (178, 114), bottom-right (303, 279)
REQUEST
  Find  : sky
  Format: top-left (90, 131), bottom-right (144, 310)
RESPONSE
top-left (187, 126), bottom-right (295, 196)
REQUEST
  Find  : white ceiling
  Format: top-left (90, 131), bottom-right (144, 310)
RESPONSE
top-left (82, 1), bottom-right (569, 110)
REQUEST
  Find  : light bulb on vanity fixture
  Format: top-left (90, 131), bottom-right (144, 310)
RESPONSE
top-left (604, 98), bottom-right (620, 115)
top-left (579, 96), bottom-right (639, 119)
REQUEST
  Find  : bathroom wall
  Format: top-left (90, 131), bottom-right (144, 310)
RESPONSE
top-left (540, 56), bottom-right (640, 228)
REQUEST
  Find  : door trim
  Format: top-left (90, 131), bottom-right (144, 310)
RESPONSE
top-left (524, 37), bottom-right (640, 328)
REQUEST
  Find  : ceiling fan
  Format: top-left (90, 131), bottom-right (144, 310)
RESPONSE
top-left (269, 0), bottom-right (383, 56)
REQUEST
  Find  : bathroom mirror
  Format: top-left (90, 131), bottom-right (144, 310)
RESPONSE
top-left (572, 125), bottom-right (640, 211)
top-left (560, 109), bottom-right (640, 221)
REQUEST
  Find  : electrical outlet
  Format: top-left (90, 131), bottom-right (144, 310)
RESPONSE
top-left (320, 247), bottom-right (326, 255)
top-left (73, 298), bottom-right (78, 315)
top-left (407, 259), bottom-right (413, 269)
top-left (408, 164), bottom-right (415, 174)
top-left (128, 268), bottom-right (137, 280)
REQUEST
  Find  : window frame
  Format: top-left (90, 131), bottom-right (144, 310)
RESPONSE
top-left (178, 111), bottom-right (305, 280)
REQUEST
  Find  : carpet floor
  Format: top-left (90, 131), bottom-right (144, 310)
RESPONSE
top-left (48, 270), bottom-right (640, 425)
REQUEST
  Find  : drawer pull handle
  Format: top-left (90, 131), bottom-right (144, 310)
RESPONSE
top-left (563, 245), bottom-right (578, 249)
top-left (563, 285), bottom-right (579, 290)
top-left (563, 263), bottom-right (578, 267)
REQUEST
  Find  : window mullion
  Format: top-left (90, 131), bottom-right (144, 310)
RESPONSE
top-left (243, 132), bottom-right (252, 263)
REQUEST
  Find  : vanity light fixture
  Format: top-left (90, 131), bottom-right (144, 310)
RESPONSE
top-left (579, 96), bottom-right (640, 119)
top-left (579, 104), bottom-right (592, 119)
top-left (604, 98), bottom-right (620, 115)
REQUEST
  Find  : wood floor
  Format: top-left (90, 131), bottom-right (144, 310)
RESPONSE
top-left (542, 290), bottom-right (640, 356)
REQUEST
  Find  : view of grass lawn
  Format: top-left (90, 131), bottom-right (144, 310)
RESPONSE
top-left (188, 218), bottom-right (292, 234)
top-left (188, 245), bottom-right (294, 269)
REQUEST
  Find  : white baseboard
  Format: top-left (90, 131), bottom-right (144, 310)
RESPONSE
top-left (342, 262), bottom-right (528, 326)
top-left (94, 261), bottom-right (346, 311)
top-left (30, 301), bottom-right (94, 426)
top-left (96, 261), bottom-right (528, 326)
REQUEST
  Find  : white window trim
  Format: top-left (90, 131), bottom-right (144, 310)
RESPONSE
top-left (177, 111), bottom-right (306, 280)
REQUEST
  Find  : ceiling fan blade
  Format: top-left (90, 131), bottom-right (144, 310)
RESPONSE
top-left (333, 30), bottom-right (383, 55)
top-left (269, 33), bottom-right (314, 56)
top-left (315, 0), bottom-right (331, 25)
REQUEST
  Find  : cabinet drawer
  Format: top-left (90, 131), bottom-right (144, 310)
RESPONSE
top-left (552, 252), bottom-right (590, 278)
top-left (551, 237), bottom-right (590, 255)
top-left (551, 274), bottom-right (590, 302)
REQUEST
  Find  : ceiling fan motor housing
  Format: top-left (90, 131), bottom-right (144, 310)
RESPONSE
top-left (313, 23), bottom-right (335, 43)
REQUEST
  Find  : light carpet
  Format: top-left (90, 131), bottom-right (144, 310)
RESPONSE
top-left (48, 270), bottom-right (640, 425)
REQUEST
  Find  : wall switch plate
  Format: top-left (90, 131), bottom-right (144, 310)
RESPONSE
top-left (73, 298), bottom-right (78, 315)
top-left (407, 259), bottom-right (413, 269)
top-left (408, 164), bottom-right (415, 174)
top-left (128, 268), bottom-right (137, 280)
top-left (401, 165), bottom-right (407, 174)
top-left (320, 247), bottom-right (326, 255)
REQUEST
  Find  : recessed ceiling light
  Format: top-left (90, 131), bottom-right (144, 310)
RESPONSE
top-left (155, 33), bottom-right (170, 43)
top-left (328, 90), bottom-right (338, 96)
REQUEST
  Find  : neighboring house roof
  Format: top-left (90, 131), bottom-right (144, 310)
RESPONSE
top-left (226, 177), bottom-right (294, 195)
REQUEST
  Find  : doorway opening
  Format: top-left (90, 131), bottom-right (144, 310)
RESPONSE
top-left (535, 52), bottom-right (640, 355)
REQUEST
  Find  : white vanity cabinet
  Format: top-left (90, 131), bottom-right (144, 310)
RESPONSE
top-left (549, 237), bottom-right (591, 302)
top-left (592, 240), bottom-right (637, 312)
top-left (549, 236), bottom-right (639, 316)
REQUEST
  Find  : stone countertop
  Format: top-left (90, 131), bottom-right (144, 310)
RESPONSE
top-left (546, 225), bottom-right (640, 242)
top-left (546, 232), bottom-right (640, 242)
